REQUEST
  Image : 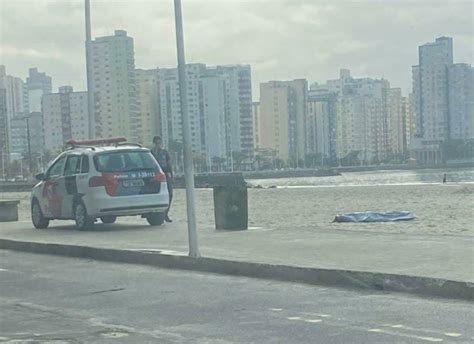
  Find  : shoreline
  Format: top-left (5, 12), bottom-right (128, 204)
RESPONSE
top-left (1, 164), bottom-right (473, 192)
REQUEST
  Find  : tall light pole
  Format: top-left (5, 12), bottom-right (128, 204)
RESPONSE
top-left (19, 116), bottom-right (33, 176)
top-left (0, 149), bottom-right (5, 180)
top-left (25, 117), bottom-right (32, 175)
top-left (85, 0), bottom-right (95, 139)
top-left (174, 0), bottom-right (200, 258)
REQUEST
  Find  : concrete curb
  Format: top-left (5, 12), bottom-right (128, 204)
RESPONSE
top-left (0, 238), bottom-right (472, 301)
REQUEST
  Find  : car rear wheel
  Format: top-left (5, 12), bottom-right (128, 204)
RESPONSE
top-left (31, 200), bottom-right (49, 229)
top-left (146, 212), bottom-right (165, 226)
top-left (100, 216), bottom-right (117, 224)
top-left (74, 202), bottom-right (94, 230)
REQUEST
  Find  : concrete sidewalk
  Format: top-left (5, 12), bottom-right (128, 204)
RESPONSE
top-left (0, 218), bottom-right (472, 283)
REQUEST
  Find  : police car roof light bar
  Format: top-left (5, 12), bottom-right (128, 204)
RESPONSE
top-left (116, 142), bottom-right (143, 148)
top-left (65, 137), bottom-right (127, 147)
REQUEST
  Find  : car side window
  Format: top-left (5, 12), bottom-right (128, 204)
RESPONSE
top-left (80, 155), bottom-right (89, 173)
top-left (64, 155), bottom-right (82, 176)
top-left (46, 156), bottom-right (66, 179)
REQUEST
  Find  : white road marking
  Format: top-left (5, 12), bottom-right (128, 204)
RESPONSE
top-left (304, 319), bottom-right (322, 324)
top-left (417, 336), bottom-right (443, 342)
top-left (301, 312), bottom-right (332, 318)
top-left (444, 333), bottom-right (462, 337)
top-left (281, 313), bottom-right (452, 343)
top-left (0, 268), bottom-right (9, 272)
top-left (269, 308), bottom-right (283, 311)
top-left (285, 315), bottom-right (323, 324)
top-left (369, 328), bottom-right (444, 342)
top-left (383, 324), bottom-right (462, 338)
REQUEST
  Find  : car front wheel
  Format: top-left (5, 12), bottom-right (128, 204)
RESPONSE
top-left (31, 200), bottom-right (49, 229)
top-left (74, 202), bottom-right (94, 230)
top-left (100, 216), bottom-right (117, 224)
top-left (146, 212), bottom-right (165, 226)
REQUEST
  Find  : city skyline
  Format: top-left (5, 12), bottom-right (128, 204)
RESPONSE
top-left (1, 34), bottom-right (471, 164)
top-left (0, 0), bottom-right (472, 98)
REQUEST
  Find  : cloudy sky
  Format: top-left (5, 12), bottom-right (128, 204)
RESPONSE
top-left (0, 0), bottom-right (472, 99)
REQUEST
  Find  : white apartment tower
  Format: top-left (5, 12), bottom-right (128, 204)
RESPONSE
top-left (306, 92), bottom-right (338, 162)
top-left (447, 63), bottom-right (474, 140)
top-left (0, 65), bottom-right (29, 158)
top-left (26, 67), bottom-right (52, 113)
top-left (158, 64), bottom-right (253, 168)
top-left (42, 86), bottom-right (89, 153)
top-left (206, 65), bottom-right (254, 157)
top-left (158, 64), bottom-right (208, 154)
top-left (411, 37), bottom-right (453, 163)
top-left (315, 70), bottom-right (392, 163)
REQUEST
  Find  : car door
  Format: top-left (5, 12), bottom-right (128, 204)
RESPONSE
top-left (62, 154), bottom-right (82, 218)
top-left (76, 154), bottom-right (90, 194)
top-left (41, 155), bottom-right (67, 218)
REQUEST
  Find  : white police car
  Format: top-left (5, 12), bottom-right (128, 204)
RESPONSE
top-left (31, 138), bottom-right (169, 230)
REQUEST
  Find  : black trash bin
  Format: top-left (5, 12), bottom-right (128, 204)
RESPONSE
top-left (213, 185), bottom-right (248, 230)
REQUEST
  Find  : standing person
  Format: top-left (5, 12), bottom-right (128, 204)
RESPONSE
top-left (152, 136), bottom-right (173, 223)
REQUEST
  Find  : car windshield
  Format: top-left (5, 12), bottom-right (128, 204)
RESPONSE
top-left (93, 151), bottom-right (159, 172)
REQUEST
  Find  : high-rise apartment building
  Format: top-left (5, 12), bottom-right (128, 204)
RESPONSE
top-left (135, 68), bottom-right (160, 146)
top-left (387, 88), bottom-right (405, 156)
top-left (411, 37), bottom-right (453, 163)
top-left (42, 86), bottom-right (89, 153)
top-left (258, 82), bottom-right (292, 162)
top-left (26, 67), bottom-right (52, 112)
top-left (314, 70), bottom-right (392, 163)
top-left (448, 63), bottom-right (474, 140)
top-left (252, 102), bottom-right (261, 149)
top-left (90, 30), bottom-right (139, 141)
top-left (200, 72), bottom-right (227, 161)
top-left (306, 91), bottom-right (337, 162)
top-left (0, 65), bottom-right (29, 159)
top-left (336, 95), bottom-right (388, 163)
top-left (26, 67), bottom-right (52, 94)
top-left (10, 112), bottom-right (43, 155)
top-left (0, 89), bottom-right (8, 176)
top-left (158, 63), bottom-right (208, 155)
top-left (402, 94), bottom-right (414, 154)
top-left (258, 80), bottom-right (307, 162)
top-left (207, 65), bottom-right (253, 157)
top-left (158, 63), bottom-right (253, 168)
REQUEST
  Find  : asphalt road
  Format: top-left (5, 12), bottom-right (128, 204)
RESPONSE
top-left (0, 250), bottom-right (472, 344)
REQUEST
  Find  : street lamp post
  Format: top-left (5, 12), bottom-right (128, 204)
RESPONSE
top-left (85, 0), bottom-right (95, 139)
top-left (174, 0), bottom-right (200, 258)
top-left (19, 116), bottom-right (33, 177)
top-left (25, 117), bottom-right (32, 175)
top-left (0, 149), bottom-right (5, 180)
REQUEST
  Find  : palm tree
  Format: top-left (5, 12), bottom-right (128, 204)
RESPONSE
top-left (255, 154), bottom-right (264, 171)
top-left (193, 154), bottom-right (208, 173)
top-left (212, 156), bottom-right (226, 172)
top-left (168, 139), bottom-right (183, 173)
top-left (274, 158), bottom-right (285, 169)
top-left (231, 151), bottom-right (246, 171)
